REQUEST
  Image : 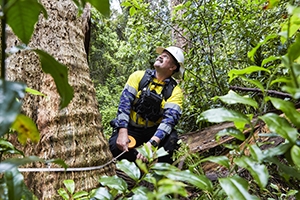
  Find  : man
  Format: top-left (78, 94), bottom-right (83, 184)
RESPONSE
top-left (109, 46), bottom-right (184, 164)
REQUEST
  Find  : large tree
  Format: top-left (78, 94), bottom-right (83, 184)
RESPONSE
top-left (6, 0), bottom-right (115, 199)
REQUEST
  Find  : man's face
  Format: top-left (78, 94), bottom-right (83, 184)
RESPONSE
top-left (153, 51), bottom-right (176, 72)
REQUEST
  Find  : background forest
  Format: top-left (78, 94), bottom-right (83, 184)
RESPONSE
top-left (90, 0), bottom-right (288, 136)
top-left (2, 0), bottom-right (300, 199)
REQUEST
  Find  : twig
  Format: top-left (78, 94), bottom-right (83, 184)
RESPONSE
top-left (229, 85), bottom-right (292, 98)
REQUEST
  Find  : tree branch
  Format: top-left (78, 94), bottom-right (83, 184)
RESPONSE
top-left (229, 86), bottom-right (292, 98)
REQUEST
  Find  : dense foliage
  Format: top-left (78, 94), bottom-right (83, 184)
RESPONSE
top-left (2, 0), bottom-right (300, 199)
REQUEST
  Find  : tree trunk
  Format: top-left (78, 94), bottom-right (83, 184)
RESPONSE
top-left (6, 0), bottom-right (115, 199)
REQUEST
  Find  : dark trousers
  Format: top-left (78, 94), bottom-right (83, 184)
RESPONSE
top-left (109, 124), bottom-right (178, 164)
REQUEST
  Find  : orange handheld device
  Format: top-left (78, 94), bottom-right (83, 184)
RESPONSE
top-left (128, 135), bottom-right (136, 149)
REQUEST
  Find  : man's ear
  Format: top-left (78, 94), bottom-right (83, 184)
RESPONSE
top-left (170, 64), bottom-right (177, 71)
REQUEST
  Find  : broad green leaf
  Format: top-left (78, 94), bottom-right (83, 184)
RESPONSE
top-left (25, 87), bottom-right (49, 100)
top-left (228, 66), bottom-right (270, 83)
top-left (0, 80), bottom-right (26, 137)
top-left (248, 35), bottom-right (277, 61)
top-left (63, 180), bottom-right (75, 195)
top-left (288, 33), bottom-right (300, 61)
top-left (131, 186), bottom-right (152, 200)
top-left (259, 113), bottom-right (298, 143)
top-left (58, 189), bottom-right (69, 200)
top-left (116, 159), bottom-right (140, 181)
top-left (72, 191), bottom-right (89, 199)
top-left (0, 156), bottom-right (43, 173)
top-left (157, 179), bottom-right (188, 198)
top-left (158, 170), bottom-right (213, 192)
top-left (0, 139), bottom-right (25, 157)
top-left (270, 77), bottom-right (291, 86)
top-left (135, 159), bottom-right (148, 174)
top-left (219, 175), bottom-right (260, 200)
top-left (214, 90), bottom-right (258, 108)
top-left (199, 108), bottom-right (250, 124)
top-left (91, 187), bottom-right (113, 200)
top-left (34, 49), bottom-right (74, 109)
top-left (200, 156), bottom-right (230, 169)
top-left (150, 162), bottom-right (181, 172)
top-left (291, 145), bottom-right (300, 168)
top-left (5, 168), bottom-right (34, 200)
top-left (46, 159), bottom-right (68, 169)
top-left (282, 86), bottom-right (300, 99)
top-left (266, 156), bottom-right (300, 179)
top-left (6, 0), bottom-right (47, 44)
top-left (11, 114), bottom-right (40, 145)
top-left (88, 0), bottom-right (110, 17)
top-left (154, 147), bottom-right (169, 159)
top-left (99, 175), bottom-right (127, 192)
top-left (266, 97), bottom-right (300, 128)
top-left (240, 76), bottom-right (265, 92)
top-left (216, 127), bottom-right (245, 143)
top-left (249, 145), bottom-right (264, 162)
top-left (130, 6), bottom-right (136, 16)
top-left (137, 144), bottom-right (153, 160)
top-left (261, 56), bottom-right (281, 67)
top-left (234, 157), bottom-right (269, 188)
top-left (263, 142), bottom-right (292, 158)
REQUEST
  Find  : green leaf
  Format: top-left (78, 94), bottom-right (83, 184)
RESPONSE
top-left (88, 0), bottom-right (110, 17)
top-left (34, 49), bottom-right (74, 109)
top-left (216, 127), bottom-right (245, 143)
top-left (270, 77), bottom-right (291, 86)
top-left (46, 159), bottom-right (68, 169)
top-left (150, 162), bottom-right (180, 172)
top-left (73, 191), bottom-right (89, 199)
top-left (291, 145), bottom-right (300, 168)
top-left (228, 66), bottom-right (270, 83)
top-left (259, 113), bottom-right (298, 144)
top-left (219, 175), bottom-right (260, 200)
top-left (137, 144), bottom-right (153, 160)
top-left (5, 168), bottom-right (34, 200)
top-left (25, 87), bottom-right (49, 100)
top-left (282, 86), bottom-right (300, 99)
top-left (0, 156), bottom-right (43, 173)
top-left (288, 33), bottom-right (300, 61)
top-left (135, 159), bottom-right (148, 174)
top-left (0, 139), bottom-right (25, 157)
top-left (157, 179), bottom-right (188, 198)
top-left (199, 108), bottom-right (250, 124)
top-left (116, 159), bottom-right (141, 181)
top-left (0, 80), bottom-right (26, 137)
top-left (159, 170), bottom-right (213, 192)
top-left (266, 97), bottom-right (300, 128)
top-left (248, 35), bottom-right (277, 61)
top-left (263, 142), bottom-right (292, 158)
top-left (240, 76), bottom-right (265, 92)
top-left (261, 56), bottom-right (281, 67)
top-left (63, 180), bottom-right (75, 195)
top-left (249, 145), bottom-right (264, 162)
top-left (200, 156), bottom-right (230, 169)
top-left (11, 114), bottom-right (40, 145)
top-left (99, 175), bottom-right (127, 192)
top-left (131, 186), bottom-right (152, 200)
top-left (266, 156), bottom-right (300, 179)
top-left (234, 157), bottom-right (269, 188)
top-left (154, 147), bottom-right (169, 159)
top-left (58, 188), bottom-right (69, 200)
top-left (130, 6), bottom-right (136, 16)
top-left (91, 187), bottom-right (113, 200)
top-left (214, 90), bottom-right (258, 108)
top-left (6, 0), bottom-right (47, 44)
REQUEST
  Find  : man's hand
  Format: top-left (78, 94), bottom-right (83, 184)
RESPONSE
top-left (116, 128), bottom-right (129, 152)
top-left (136, 141), bottom-right (152, 163)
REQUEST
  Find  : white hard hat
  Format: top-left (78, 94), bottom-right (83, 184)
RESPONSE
top-left (156, 46), bottom-right (185, 79)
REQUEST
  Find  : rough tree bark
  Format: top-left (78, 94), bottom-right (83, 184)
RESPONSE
top-left (6, 0), bottom-right (115, 199)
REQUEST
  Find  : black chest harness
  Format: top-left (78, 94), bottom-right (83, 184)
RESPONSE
top-left (132, 69), bottom-right (177, 127)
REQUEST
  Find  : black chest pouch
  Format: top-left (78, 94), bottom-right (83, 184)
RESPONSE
top-left (132, 88), bottom-right (164, 124)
